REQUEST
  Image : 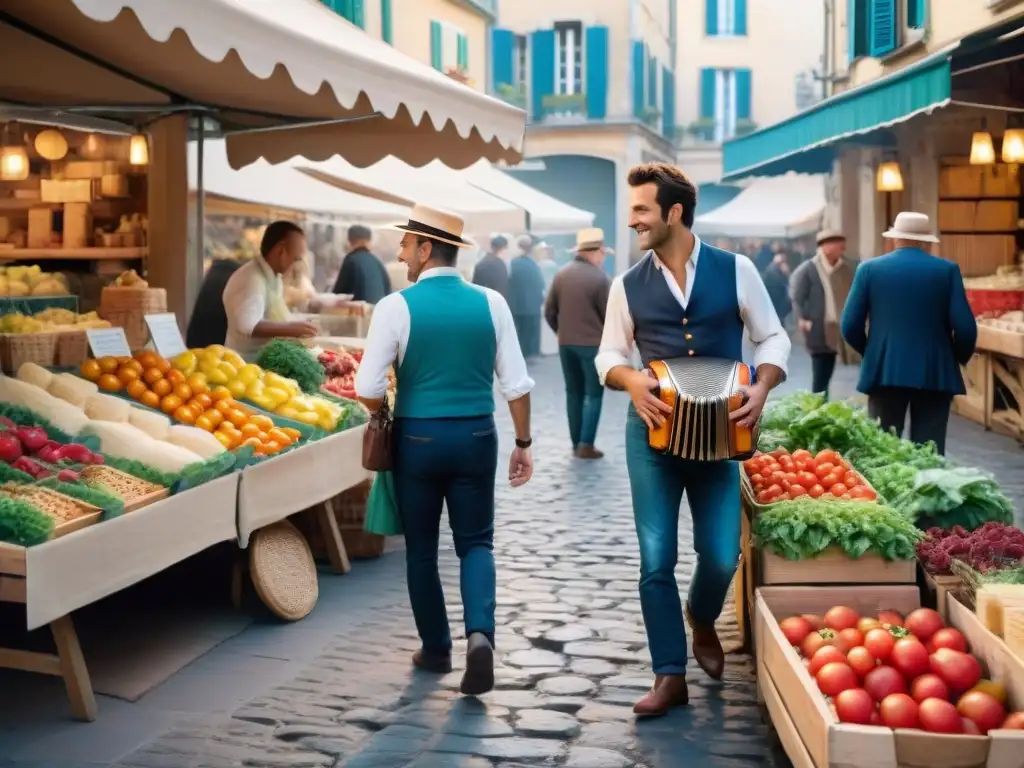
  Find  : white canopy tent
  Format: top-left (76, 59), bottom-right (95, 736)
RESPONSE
top-left (692, 174), bottom-right (826, 239)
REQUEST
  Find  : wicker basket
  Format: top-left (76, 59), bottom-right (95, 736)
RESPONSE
top-left (56, 328), bottom-right (90, 368)
top-left (99, 286), bottom-right (167, 350)
top-left (334, 479), bottom-right (385, 559)
top-left (0, 331), bottom-right (58, 374)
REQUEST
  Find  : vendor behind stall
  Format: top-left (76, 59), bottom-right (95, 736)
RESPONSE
top-left (222, 220), bottom-right (317, 356)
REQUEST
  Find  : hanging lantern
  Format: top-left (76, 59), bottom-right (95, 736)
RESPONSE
top-left (129, 133), bottom-right (149, 165)
top-left (970, 130), bottom-right (996, 165)
top-left (80, 133), bottom-right (104, 159)
top-left (876, 161), bottom-right (904, 192)
top-left (0, 124), bottom-right (28, 181)
top-left (1002, 128), bottom-right (1024, 164)
top-left (33, 129), bottom-right (69, 161)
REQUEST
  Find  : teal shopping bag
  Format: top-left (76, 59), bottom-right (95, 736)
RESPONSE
top-left (364, 471), bottom-right (402, 536)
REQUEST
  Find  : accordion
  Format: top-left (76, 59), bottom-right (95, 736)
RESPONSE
top-left (647, 356), bottom-right (758, 461)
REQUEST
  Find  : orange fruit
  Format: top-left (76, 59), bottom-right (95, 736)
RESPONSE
top-left (250, 414), bottom-right (274, 432)
top-left (97, 373), bottom-right (122, 392)
top-left (135, 350), bottom-right (159, 368)
top-left (152, 378), bottom-right (172, 397)
top-left (214, 399), bottom-right (233, 415)
top-left (165, 369), bottom-right (186, 386)
top-left (263, 439), bottom-right (282, 454)
top-left (203, 408), bottom-right (224, 427)
top-left (79, 359), bottom-right (102, 380)
top-left (98, 356), bottom-right (120, 373)
top-left (195, 414), bottom-right (214, 432)
top-left (210, 386), bottom-right (233, 402)
top-left (173, 383), bottom-right (193, 401)
top-left (193, 393), bottom-right (213, 410)
top-left (173, 405), bottom-right (197, 424)
top-left (242, 436), bottom-right (263, 448)
top-left (117, 366), bottom-right (139, 385)
top-left (140, 390), bottom-right (160, 409)
top-left (266, 427), bottom-right (292, 446)
top-left (240, 423), bottom-right (261, 439)
top-left (126, 379), bottom-right (148, 399)
top-left (213, 430), bottom-right (237, 449)
top-left (160, 394), bottom-right (183, 414)
top-left (228, 408), bottom-right (249, 429)
top-left (187, 373), bottom-right (208, 395)
top-left (124, 358), bottom-right (144, 374)
top-left (279, 427), bottom-right (302, 441)
top-left (142, 367), bottom-right (164, 385)
top-left (155, 357), bottom-right (171, 374)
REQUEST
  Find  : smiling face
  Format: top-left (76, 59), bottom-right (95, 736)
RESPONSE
top-left (629, 182), bottom-right (677, 252)
top-left (397, 234), bottom-right (431, 283)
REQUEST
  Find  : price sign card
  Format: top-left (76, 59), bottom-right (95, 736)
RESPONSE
top-left (86, 327), bottom-right (131, 359)
top-left (145, 313), bottom-right (187, 359)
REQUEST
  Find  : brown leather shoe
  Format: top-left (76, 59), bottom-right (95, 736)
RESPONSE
top-left (574, 445), bottom-right (604, 460)
top-left (633, 674), bottom-right (689, 717)
top-left (685, 603), bottom-right (724, 680)
top-left (412, 648), bottom-right (452, 674)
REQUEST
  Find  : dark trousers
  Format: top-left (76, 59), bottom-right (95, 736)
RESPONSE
top-left (811, 352), bottom-right (837, 397)
top-left (513, 314), bottom-right (542, 358)
top-left (559, 344), bottom-right (604, 448)
top-left (867, 387), bottom-right (954, 455)
top-left (393, 415), bottom-right (498, 654)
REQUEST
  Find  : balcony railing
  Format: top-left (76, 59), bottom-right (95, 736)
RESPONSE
top-left (682, 117), bottom-right (758, 143)
top-left (540, 93), bottom-right (587, 121)
top-left (497, 83), bottom-right (527, 110)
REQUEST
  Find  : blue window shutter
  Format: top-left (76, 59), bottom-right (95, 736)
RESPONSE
top-left (735, 68), bottom-right (751, 120)
top-left (491, 28), bottom-right (515, 90)
top-left (351, 0), bottom-right (364, 27)
top-left (661, 66), bottom-right (676, 136)
top-left (585, 26), bottom-right (609, 120)
top-left (869, 0), bottom-right (897, 57)
top-left (848, 0), bottom-right (857, 61)
top-left (700, 68), bottom-right (716, 119)
top-left (907, 0), bottom-right (926, 28)
top-left (648, 52), bottom-right (658, 109)
top-left (705, 0), bottom-right (719, 35)
top-left (430, 21), bottom-right (443, 70)
top-left (735, 0), bottom-right (748, 35)
top-left (380, 0), bottom-right (392, 43)
top-left (457, 33), bottom-right (469, 70)
top-left (632, 41), bottom-right (646, 117)
top-left (530, 30), bottom-right (556, 120)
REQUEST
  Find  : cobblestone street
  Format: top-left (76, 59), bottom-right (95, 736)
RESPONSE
top-left (0, 344), bottom-right (1020, 768)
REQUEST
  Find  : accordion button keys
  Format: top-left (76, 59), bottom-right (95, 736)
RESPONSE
top-left (685, 333), bottom-right (693, 340)
top-left (688, 349), bottom-right (695, 356)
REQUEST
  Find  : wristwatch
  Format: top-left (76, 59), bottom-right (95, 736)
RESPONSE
top-left (515, 437), bottom-right (533, 449)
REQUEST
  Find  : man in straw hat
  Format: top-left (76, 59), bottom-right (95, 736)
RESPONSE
top-left (841, 211), bottom-right (977, 455)
top-left (354, 204), bottom-right (536, 696)
top-left (544, 227), bottom-right (613, 459)
top-left (596, 162), bottom-right (791, 718)
top-left (789, 228), bottom-right (856, 398)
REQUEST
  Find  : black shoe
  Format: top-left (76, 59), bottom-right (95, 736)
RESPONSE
top-left (412, 648), bottom-right (452, 673)
top-left (460, 632), bottom-right (494, 696)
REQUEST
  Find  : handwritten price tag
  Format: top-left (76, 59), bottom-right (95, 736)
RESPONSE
top-left (85, 327), bottom-right (131, 358)
top-left (144, 313), bottom-right (187, 359)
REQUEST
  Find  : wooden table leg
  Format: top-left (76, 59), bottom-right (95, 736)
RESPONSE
top-left (50, 615), bottom-right (97, 722)
top-left (317, 499), bottom-right (351, 575)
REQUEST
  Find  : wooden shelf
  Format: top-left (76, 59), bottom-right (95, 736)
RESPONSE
top-left (940, 197), bottom-right (1022, 202)
top-left (941, 231), bottom-right (1020, 235)
top-left (0, 247), bottom-right (146, 261)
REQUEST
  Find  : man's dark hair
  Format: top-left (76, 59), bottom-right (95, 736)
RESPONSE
top-left (490, 235), bottom-right (508, 252)
top-left (627, 162), bottom-right (699, 229)
top-left (261, 220), bottom-right (304, 257)
top-left (417, 236), bottom-right (458, 266)
top-left (347, 224), bottom-right (372, 243)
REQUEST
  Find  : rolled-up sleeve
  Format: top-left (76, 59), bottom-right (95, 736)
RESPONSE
top-left (737, 256), bottom-right (791, 377)
top-left (595, 276), bottom-right (635, 385)
top-left (223, 269), bottom-right (266, 337)
top-left (485, 290), bottom-right (535, 400)
top-left (354, 294), bottom-right (407, 400)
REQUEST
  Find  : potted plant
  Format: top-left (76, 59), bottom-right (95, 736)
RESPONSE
top-left (735, 118), bottom-right (759, 137)
top-left (497, 83), bottom-right (527, 109)
top-left (641, 106), bottom-right (662, 129)
top-left (541, 92), bottom-right (587, 114)
top-left (687, 117), bottom-right (717, 142)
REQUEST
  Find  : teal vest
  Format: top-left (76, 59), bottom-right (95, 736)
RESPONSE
top-left (395, 275), bottom-right (497, 418)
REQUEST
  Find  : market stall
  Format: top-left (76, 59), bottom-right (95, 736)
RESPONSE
top-left (692, 174), bottom-right (826, 239)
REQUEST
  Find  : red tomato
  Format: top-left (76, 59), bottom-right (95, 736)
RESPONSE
top-left (779, 457), bottom-right (796, 473)
top-left (835, 628), bottom-right (865, 654)
top-left (957, 691), bottom-right (1006, 734)
top-left (830, 482), bottom-right (849, 497)
top-left (808, 645), bottom-right (848, 676)
top-left (803, 614), bottom-right (825, 631)
top-left (820, 472), bottom-right (841, 490)
top-left (847, 646), bottom-right (877, 679)
top-left (756, 490), bottom-right (774, 505)
top-left (795, 458), bottom-right (811, 472)
top-left (835, 688), bottom-right (875, 724)
top-left (765, 484), bottom-right (784, 498)
top-left (801, 629), bottom-right (837, 658)
top-left (860, 487), bottom-right (878, 501)
top-left (863, 627), bottom-right (896, 662)
top-left (891, 638), bottom-right (931, 679)
top-left (930, 648), bottom-right (982, 692)
top-left (750, 473), bottom-right (766, 489)
top-left (858, 617), bottom-right (880, 633)
top-left (962, 717), bottom-right (982, 735)
top-left (743, 459), bottom-right (760, 476)
top-left (766, 470), bottom-right (784, 486)
top-left (843, 471), bottom-right (862, 487)
top-left (792, 449), bottom-right (813, 461)
top-left (918, 698), bottom-right (963, 733)
top-left (788, 485), bottom-right (808, 500)
top-left (794, 470), bottom-right (818, 489)
top-left (779, 616), bottom-right (813, 646)
top-left (880, 693), bottom-right (920, 729)
top-left (869, 710), bottom-right (883, 726)
top-left (807, 484), bottom-right (825, 498)
top-left (815, 462), bottom-right (836, 480)
top-left (930, 628), bottom-right (967, 653)
top-left (878, 609), bottom-right (905, 627)
top-left (911, 674), bottom-right (950, 703)
top-left (904, 608), bottom-right (945, 642)
top-left (817, 662), bottom-right (859, 697)
top-left (816, 449), bottom-right (840, 465)
top-left (1002, 712), bottom-right (1024, 729)
top-left (848, 485), bottom-right (873, 500)
top-left (864, 665), bottom-right (907, 702)
top-left (824, 606), bottom-right (861, 632)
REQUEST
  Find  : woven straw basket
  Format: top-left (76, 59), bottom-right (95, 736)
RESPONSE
top-left (99, 286), bottom-right (167, 350)
top-left (0, 331), bottom-right (58, 374)
top-left (249, 520), bottom-right (319, 621)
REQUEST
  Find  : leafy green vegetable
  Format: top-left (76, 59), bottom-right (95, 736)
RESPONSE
top-left (864, 464), bottom-right (920, 504)
top-left (102, 456), bottom-right (176, 488)
top-left (761, 391), bottom-right (825, 433)
top-left (753, 498), bottom-right (922, 562)
top-left (256, 339), bottom-right (325, 394)
top-left (0, 493), bottom-right (54, 546)
top-left (757, 428), bottom-right (795, 453)
top-left (0, 462), bottom-right (34, 485)
top-left (894, 467), bottom-right (1014, 531)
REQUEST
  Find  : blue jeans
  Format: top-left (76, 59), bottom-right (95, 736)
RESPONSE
top-left (559, 345), bottom-right (604, 447)
top-left (624, 407), bottom-right (741, 675)
top-left (513, 314), bottom-right (542, 358)
top-left (393, 415), bottom-right (498, 655)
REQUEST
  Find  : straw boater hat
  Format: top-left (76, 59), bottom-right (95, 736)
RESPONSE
top-left (572, 227), bottom-right (615, 253)
top-left (816, 229), bottom-right (846, 245)
top-left (882, 211), bottom-right (939, 243)
top-left (391, 203), bottom-right (472, 248)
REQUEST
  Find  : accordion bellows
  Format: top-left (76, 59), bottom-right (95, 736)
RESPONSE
top-left (647, 356), bottom-right (757, 461)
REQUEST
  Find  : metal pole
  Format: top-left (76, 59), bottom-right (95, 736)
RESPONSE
top-left (194, 116), bottom-right (205, 321)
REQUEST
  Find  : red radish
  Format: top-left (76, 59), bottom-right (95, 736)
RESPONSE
top-left (918, 698), bottom-right (963, 733)
top-left (930, 628), bottom-right (967, 653)
top-left (904, 608), bottom-right (944, 642)
top-left (957, 691), bottom-right (1006, 734)
top-left (0, 432), bottom-right (23, 463)
top-left (878, 609), bottom-right (904, 627)
top-left (864, 627), bottom-right (896, 662)
top-left (847, 647), bottom-right (877, 679)
top-left (12, 456), bottom-right (43, 477)
top-left (809, 646), bottom-right (847, 676)
top-left (779, 616), bottom-right (812, 646)
top-left (930, 648), bottom-right (982, 693)
top-left (0, 416), bottom-right (14, 428)
top-left (816, 662), bottom-right (859, 696)
top-left (880, 693), bottom-right (919, 728)
top-left (824, 606), bottom-right (860, 632)
top-left (34, 445), bottom-right (59, 463)
top-left (1002, 712), bottom-right (1024, 729)
top-left (91, 453), bottom-right (104, 465)
top-left (911, 674), bottom-right (950, 703)
top-left (864, 666), bottom-right (907, 702)
top-left (14, 426), bottom-right (47, 452)
top-left (56, 469), bottom-right (79, 482)
top-left (835, 688), bottom-right (875, 724)
top-left (891, 638), bottom-right (931, 679)
top-left (56, 443), bottom-right (93, 463)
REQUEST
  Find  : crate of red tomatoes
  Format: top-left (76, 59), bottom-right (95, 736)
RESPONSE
top-left (756, 585), bottom-right (1024, 768)
top-left (742, 447), bottom-right (879, 508)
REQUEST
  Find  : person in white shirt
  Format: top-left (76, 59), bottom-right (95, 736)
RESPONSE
top-left (221, 221), bottom-right (317, 357)
top-left (595, 162), bottom-right (790, 718)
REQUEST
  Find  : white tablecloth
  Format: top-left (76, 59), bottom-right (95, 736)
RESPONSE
top-left (24, 473), bottom-right (239, 630)
top-left (236, 425), bottom-right (369, 547)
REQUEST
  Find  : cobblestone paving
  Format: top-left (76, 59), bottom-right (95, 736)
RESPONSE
top-left (115, 354), bottom-right (779, 768)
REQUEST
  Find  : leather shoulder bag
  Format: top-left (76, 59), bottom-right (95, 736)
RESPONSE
top-left (362, 397), bottom-right (394, 471)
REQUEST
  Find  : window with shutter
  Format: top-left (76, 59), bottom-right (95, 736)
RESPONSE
top-left (491, 29), bottom-right (515, 91)
top-left (585, 26), bottom-right (609, 120)
top-left (457, 33), bottom-right (469, 71)
top-left (869, 0), bottom-right (897, 57)
top-left (707, 0), bottom-right (744, 35)
top-left (661, 66), bottom-right (676, 137)
top-left (633, 42), bottom-right (646, 118)
top-left (848, 0), bottom-right (870, 61)
top-left (705, 0), bottom-right (718, 36)
top-left (554, 22), bottom-right (584, 96)
top-left (530, 29), bottom-right (556, 120)
top-left (430, 21), bottom-right (443, 70)
top-left (906, 0), bottom-right (926, 29)
top-left (380, 0), bottom-right (392, 43)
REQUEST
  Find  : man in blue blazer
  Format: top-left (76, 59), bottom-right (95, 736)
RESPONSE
top-left (840, 212), bottom-right (977, 455)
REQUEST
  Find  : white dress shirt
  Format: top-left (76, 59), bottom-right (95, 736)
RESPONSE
top-left (595, 238), bottom-right (791, 384)
top-left (222, 259), bottom-right (286, 357)
top-left (354, 267), bottom-right (535, 401)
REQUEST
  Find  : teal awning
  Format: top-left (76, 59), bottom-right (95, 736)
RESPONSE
top-left (721, 49), bottom-right (953, 182)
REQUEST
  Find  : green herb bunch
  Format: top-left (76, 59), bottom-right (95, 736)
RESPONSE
top-left (256, 339), bottom-right (325, 394)
top-left (0, 493), bottom-right (54, 546)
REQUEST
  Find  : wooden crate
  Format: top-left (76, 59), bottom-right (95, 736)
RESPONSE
top-left (922, 569), bottom-right (963, 622)
top-left (761, 546), bottom-right (916, 585)
top-left (979, 327), bottom-right (1024, 359)
top-left (953, 352), bottom-right (991, 427)
top-left (757, 585), bottom-right (1024, 768)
